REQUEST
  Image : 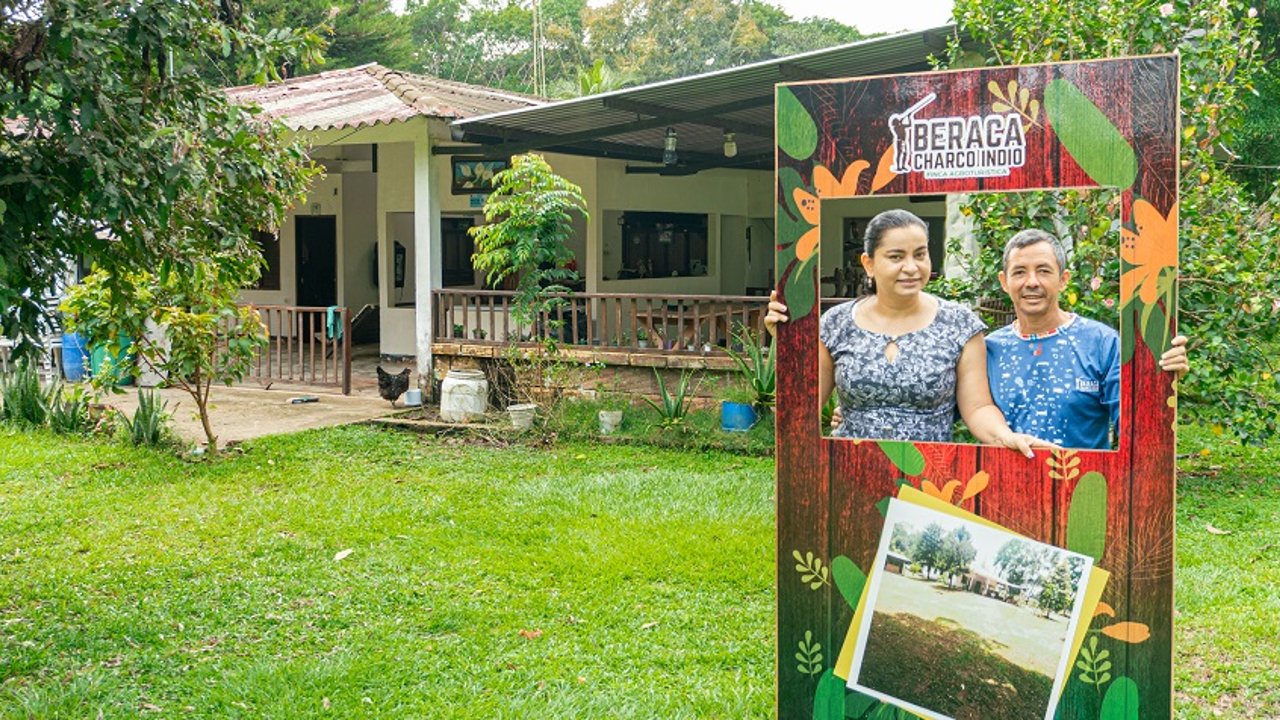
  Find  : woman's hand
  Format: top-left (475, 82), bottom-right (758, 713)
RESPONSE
top-left (764, 290), bottom-right (789, 337)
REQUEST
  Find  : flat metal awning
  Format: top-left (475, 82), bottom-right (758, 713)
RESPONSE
top-left (445, 26), bottom-right (954, 174)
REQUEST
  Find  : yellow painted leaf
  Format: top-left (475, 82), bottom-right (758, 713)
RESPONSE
top-left (940, 480), bottom-right (961, 504)
top-left (988, 80), bottom-right (1005, 100)
top-left (992, 101), bottom-right (1014, 114)
top-left (921, 480), bottom-right (946, 500)
top-left (960, 471), bottom-right (990, 502)
top-left (1100, 622), bottom-right (1150, 643)
top-left (1008, 80), bottom-right (1018, 102)
top-left (1094, 602), bottom-right (1116, 618)
top-left (1029, 99), bottom-right (1040, 122)
top-left (870, 146), bottom-right (897, 193)
top-left (1019, 87), bottom-right (1030, 108)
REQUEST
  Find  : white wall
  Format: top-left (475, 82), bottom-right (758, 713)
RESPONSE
top-left (378, 141), bottom-right (418, 357)
top-left (342, 170), bottom-right (378, 312)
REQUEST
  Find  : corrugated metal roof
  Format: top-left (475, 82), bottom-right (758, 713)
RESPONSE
top-left (450, 27), bottom-right (953, 171)
top-left (226, 63), bottom-right (543, 132)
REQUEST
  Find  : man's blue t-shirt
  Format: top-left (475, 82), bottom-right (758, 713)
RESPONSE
top-left (986, 315), bottom-right (1121, 449)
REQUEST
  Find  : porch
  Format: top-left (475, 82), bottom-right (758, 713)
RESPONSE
top-left (432, 288), bottom-right (771, 356)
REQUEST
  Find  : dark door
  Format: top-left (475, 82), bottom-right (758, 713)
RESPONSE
top-left (295, 216), bottom-right (337, 308)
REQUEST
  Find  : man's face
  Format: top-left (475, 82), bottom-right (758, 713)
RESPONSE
top-left (999, 241), bottom-right (1070, 320)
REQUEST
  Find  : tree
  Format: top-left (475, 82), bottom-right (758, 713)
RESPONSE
top-left (890, 522), bottom-right (915, 554)
top-left (993, 539), bottom-right (1044, 599)
top-left (912, 522), bottom-right (946, 579)
top-left (61, 255), bottom-right (267, 454)
top-left (1036, 558), bottom-right (1076, 618)
top-left (1, 0), bottom-right (322, 357)
top-left (937, 526), bottom-right (978, 588)
top-left (470, 152), bottom-right (588, 329)
top-left (238, 0), bottom-right (412, 77)
top-left (948, 0), bottom-right (1280, 442)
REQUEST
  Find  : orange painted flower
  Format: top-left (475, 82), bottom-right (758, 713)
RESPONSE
top-left (795, 226), bottom-right (820, 262)
top-left (814, 161), bottom-right (869, 198)
top-left (793, 187), bottom-right (820, 225)
top-left (922, 479), bottom-right (962, 503)
top-left (1120, 199), bottom-right (1178, 304)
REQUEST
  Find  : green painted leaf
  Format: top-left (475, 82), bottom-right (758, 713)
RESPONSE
top-left (812, 669), bottom-right (845, 720)
top-left (831, 555), bottom-right (866, 612)
top-left (845, 690), bottom-right (877, 717)
top-left (876, 441), bottom-right (925, 476)
top-left (1100, 676), bottom-right (1139, 720)
top-left (1066, 471), bottom-right (1108, 563)
top-left (777, 207), bottom-right (811, 250)
top-left (783, 256), bottom-right (817, 321)
top-left (1141, 293), bottom-right (1170, 364)
top-left (1120, 300), bottom-right (1138, 365)
top-left (778, 87), bottom-right (818, 161)
top-left (779, 165), bottom-right (807, 222)
top-left (1045, 78), bottom-right (1138, 189)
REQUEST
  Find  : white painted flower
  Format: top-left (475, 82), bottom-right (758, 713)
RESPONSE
top-left (1248, 6), bottom-right (1258, 17)
top-left (1159, 3), bottom-right (1174, 16)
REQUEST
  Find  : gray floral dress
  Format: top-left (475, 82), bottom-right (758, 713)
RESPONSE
top-left (820, 296), bottom-right (986, 442)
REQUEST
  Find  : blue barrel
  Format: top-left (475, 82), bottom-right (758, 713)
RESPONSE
top-left (720, 401), bottom-right (759, 432)
top-left (62, 332), bottom-right (88, 381)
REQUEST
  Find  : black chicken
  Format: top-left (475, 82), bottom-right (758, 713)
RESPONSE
top-left (376, 366), bottom-right (411, 407)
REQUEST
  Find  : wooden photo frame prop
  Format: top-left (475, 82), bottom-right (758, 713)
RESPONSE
top-left (773, 56), bottom-right (1178, 719)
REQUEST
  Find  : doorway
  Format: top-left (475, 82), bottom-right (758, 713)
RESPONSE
top-left (296, 216), bottom-right (337, 308)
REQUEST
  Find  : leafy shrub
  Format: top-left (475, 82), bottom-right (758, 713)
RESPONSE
top-left (0, 360), bottom-right (51, 427)
top-left (119, 389), bottom-right (170, 447)
top-left (645, 369), bottom-right (697, 429)
top-left (723, 325), bottom-right (777, 411)
top-left (48, 385), bottom-right (92, 435)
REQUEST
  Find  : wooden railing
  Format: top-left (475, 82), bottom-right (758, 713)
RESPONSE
top-left (433, 289), bottom-right (772, 353)
top-left (242, 305), bottom-right (352, 394)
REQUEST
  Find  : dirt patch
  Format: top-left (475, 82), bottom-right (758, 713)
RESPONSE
top-left (103, 384), bottom-right (399, 446)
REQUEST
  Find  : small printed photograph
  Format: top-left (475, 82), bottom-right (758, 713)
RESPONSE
top-left (848, 499), bottom-right (1094, 720)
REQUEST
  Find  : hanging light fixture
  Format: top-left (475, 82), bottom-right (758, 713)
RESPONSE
top-left (662, 127), bottom-right (678, 166)
top-left (722, 131), bottom-right (737, 158)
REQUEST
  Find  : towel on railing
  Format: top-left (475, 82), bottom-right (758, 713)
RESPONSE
top-left (325, 306), bottom-right (343, 340)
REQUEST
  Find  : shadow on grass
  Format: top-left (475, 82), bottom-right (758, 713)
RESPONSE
top-left (857, 612), bottom-right (1054, 720)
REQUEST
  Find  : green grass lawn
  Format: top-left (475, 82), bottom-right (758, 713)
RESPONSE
top-left (0, 426), bottom-right (773, 718)
top-left (0, 423), bottom-right (1276, 718)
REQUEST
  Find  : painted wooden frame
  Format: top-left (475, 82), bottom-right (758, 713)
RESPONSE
top-left (774, 55), bottom-right (1179, 719)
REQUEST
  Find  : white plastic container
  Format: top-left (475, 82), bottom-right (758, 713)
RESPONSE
top-left (440, 369), bottom-right (489, 422)
top-left (507, 403), bottom-right (537, 429)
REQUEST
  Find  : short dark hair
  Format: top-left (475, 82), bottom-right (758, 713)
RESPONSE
top-left (1002, 229), bottom-right (1067, 273)
top-left (864, 209), bottom-right (928, 258)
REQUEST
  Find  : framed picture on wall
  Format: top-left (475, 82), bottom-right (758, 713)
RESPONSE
top-left (451, 157), bottom-right (507, 195)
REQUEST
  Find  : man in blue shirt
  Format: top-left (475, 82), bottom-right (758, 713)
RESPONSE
top-left (987, 229), bottom-right (1187, 449)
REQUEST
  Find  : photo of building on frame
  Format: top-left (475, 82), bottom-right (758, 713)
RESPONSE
top-left (848, 499), bottom-right (1093, 720)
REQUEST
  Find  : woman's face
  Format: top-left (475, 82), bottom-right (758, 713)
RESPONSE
top-left (862, 224), bottom-right (931, 300)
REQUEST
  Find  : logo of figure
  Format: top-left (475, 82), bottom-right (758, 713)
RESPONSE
top-left (888, 93), bottom-right (938, 174)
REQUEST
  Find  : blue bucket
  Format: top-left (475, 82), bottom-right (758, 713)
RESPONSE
top-left (62, 332), bottom-right (89, 381)
top-left (720, 401), bottom-right (758, 432)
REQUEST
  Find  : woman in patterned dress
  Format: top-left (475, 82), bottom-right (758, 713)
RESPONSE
top-left (766, 209), bottom-right (1053, 457)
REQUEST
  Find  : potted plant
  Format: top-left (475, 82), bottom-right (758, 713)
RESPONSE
top-left (596, 380), bottom-right (628, 435)
top-left (472, 327), bottom-right (488, 340)
top-left (634, 326), bottom-right (650, 348)
top-left (452, 323), bottom-right (465, 339)
top-left (723, 325), bottom-right (776, 411)
top-left (718, 380), bottom-right (759, 432)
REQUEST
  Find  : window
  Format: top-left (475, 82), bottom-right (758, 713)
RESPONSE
top-left (252, 230), bottom-right (280, 291)
top-left (619, 212), bottom-right (708, 279)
